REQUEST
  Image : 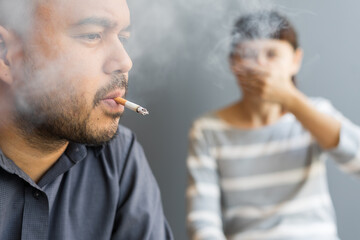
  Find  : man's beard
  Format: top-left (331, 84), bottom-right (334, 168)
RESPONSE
top-left (13, 63), bottom-right (128, 150)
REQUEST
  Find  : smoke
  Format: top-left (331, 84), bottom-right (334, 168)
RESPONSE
top-left (181, 0), bottom-right (283, 77)
top-left (126, 0), bottom-right (182, 94)
top-left (0, 0), bottom-right (35, 35)
top-left (126, 0), bottom-right (304, 93)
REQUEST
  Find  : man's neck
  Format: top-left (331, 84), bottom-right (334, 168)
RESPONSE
top-left (0, 123), bottom-right (69, 183)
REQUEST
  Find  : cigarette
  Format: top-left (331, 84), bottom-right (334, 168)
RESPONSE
top-left (113, 97), bottom-right (149, 116)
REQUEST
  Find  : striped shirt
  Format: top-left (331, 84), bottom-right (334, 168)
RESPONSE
top-left (186, 98), bottom-right (360, 240)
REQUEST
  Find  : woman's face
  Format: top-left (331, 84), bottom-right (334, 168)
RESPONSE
top-left (230, 39), bottom-right (302, 84)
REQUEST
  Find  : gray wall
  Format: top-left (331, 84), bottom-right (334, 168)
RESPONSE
top-left (123, 0), bottom-right (360, 239)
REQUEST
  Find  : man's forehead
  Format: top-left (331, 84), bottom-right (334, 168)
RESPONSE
top-left (36, 0), bottom-right (130, 28)
top-left (43, 0), bottom-right (128, 9)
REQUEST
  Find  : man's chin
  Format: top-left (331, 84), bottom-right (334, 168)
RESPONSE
top-left (83, 124), bottom-right (120, 146)
top-left (84, 133), bottom-right (118, 146)
top-left (62, 119), bottom-right (120, 146)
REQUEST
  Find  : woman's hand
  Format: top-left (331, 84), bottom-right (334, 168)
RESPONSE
top-left (232, 62), bottom-right (299, 108)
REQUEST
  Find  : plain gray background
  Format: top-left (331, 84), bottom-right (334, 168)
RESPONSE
top-left (123, 0), bottom-right (360, 239)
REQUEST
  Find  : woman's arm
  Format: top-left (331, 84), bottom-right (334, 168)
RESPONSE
top-left (284, 90), bottom-right (341, 150)
top-left (236, 64), bottom-right (360, 173)
top-left (237, 65), bottom-right (341, 150)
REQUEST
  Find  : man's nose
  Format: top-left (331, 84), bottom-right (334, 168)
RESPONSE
top-left (103, 39), bottom-right (133, 74)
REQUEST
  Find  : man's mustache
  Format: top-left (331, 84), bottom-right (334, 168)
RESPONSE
top-left (93, 74), bottom-right (128, 108)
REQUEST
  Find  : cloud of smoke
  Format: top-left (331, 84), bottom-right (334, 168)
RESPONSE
top-left (125, 0), bottom-right (293, 93)
top-left (0, 0), bottom-right (35, 34)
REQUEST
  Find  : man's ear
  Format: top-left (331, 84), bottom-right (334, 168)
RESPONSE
top-left (0, 25), bottom-right (15, 85)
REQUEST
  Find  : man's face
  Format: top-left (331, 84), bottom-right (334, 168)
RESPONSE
top-left (11, 0), bottom-right (132, 145)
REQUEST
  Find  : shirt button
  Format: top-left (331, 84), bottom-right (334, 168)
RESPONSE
top-left (33, 190), bottom-right (41, 199)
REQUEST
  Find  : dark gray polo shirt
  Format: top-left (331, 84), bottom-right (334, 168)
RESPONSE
top-left (0, 125), bottom-right (173, 240)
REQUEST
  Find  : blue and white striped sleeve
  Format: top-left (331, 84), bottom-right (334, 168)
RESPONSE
top-left (186, 120), bottom-right (226, 240)
top-left (315, 98), bottom-right (360, 175)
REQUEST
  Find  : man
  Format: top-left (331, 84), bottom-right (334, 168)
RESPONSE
top-left (0, 0), bottom-right (173, 239)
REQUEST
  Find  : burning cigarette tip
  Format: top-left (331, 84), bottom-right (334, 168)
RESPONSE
top-left (137, 107), bottom-right (149, 116)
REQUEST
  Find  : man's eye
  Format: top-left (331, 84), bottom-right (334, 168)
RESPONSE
top-left (77, 33), bottom-right (102, 41)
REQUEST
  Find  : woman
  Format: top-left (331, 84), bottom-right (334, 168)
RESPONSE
top-left (186, 11), bottom-right (360, 240)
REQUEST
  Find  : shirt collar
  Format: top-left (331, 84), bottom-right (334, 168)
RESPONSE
top-left (65, 142), bottom-right (88, 163)
top-left (93, 144), bottom-right (105, 157)
top-left (36, 142), bottom-right (90, 187)
top-left (0, 142), bottom-right (89, 188)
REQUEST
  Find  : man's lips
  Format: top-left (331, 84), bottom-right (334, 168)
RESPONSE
top-left (103, 90), bottom-right (125, 101)
top-left (101, 90), bottom-right (125, 110)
